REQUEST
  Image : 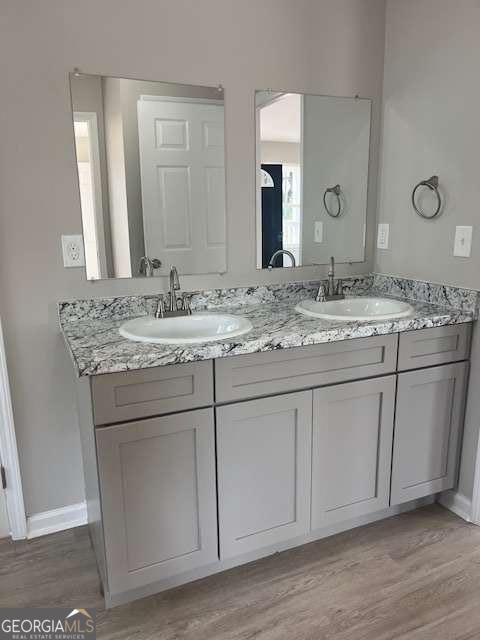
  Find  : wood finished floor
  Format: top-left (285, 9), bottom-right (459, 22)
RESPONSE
top-left (1, 505), bottom-right (480, 639)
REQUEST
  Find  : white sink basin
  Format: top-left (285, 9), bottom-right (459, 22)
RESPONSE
top-left (295, 296), bottom-right (414, 321)
top-left (119, 312), bottom-right (253, 344)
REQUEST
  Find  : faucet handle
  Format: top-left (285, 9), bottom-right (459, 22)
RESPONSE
top-left (139, 256), bottom-right (151, 277)
top-left (182, 294), bottom-right (192, 315)
top-left (316, 284), bottom-right (327, 302)
top-left (155, 295), bottom-right (165, 319)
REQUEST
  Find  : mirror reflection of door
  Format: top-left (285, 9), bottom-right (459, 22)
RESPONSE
top-left (138, 97), bottom-right (226, 275)
top-left (257, 92), bottom-right (303, 268)
top-left (70, 75), bottom-right (227, 280)
top-left (260, 164), bottom-right (303, 268)
top-left (261, 165), bottom-right (282, 268)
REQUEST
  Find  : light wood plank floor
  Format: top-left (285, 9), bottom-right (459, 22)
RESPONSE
top-left (1, 505), bottom-right (480, 639)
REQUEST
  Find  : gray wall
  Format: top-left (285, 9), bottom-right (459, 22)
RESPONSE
top-left (302, 96), bottom-right (371, 265)
top-left (0, 0), bottom-right (386, 516)
top-left (377, 0), bottom-right (480, 500)
top-left (376, 0), bottom-right (480, 289)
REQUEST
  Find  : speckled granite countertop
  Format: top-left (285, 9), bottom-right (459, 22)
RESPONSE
top-left (59, 275), bottom-right (477, 377)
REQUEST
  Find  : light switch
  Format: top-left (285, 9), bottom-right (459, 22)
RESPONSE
top-left (377, 223), bottom-right (389, 249)
top-left (314, 221), bottom-right (324, 243)
top-left (454, 226), bottom-right (473, 257)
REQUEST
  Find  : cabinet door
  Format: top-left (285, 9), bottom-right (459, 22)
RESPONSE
top-left (216, 392), bottom-right (312, 559)
top-left (391, 362), bottom-right (467, 505)
top-left (96, 408), bottom-right (218, 596)
top-left (311, 376), bottom-right (396, 529)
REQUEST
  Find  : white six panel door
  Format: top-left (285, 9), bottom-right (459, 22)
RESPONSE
top-left (137, 98), bottom-right (226, 274)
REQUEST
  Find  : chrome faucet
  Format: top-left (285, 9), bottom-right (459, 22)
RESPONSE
top-left (154, 266), bottom-right (192, 318)
top-left (316, 256), bottom-right (345, 301)
top-left (327, 256), bottom-right (336, 297)
top-left (169, 266), bottom-right (180, 312)
top-left (268, 249), bottom-right (296, 269)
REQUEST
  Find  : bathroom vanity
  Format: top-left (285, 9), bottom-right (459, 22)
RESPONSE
top-left (60, 68), bottom-right (480, 608)
top-left (60, 277), bottom-right (476, 607)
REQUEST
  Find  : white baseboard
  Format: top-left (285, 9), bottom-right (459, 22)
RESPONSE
top-left (27, 501), bottom-right (87, 539)
top-left (438, 490), bottom-right (472, 522)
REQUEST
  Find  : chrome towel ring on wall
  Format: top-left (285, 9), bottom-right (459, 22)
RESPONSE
top-left (411, 175), bottom-right (442, 219)
top-left (323, 184), bottom-right (342, 218)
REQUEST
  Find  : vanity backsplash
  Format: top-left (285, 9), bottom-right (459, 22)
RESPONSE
top-left (59, 275), bottom-right (373, 323)
top-left (372, 274), bottom-right (479, 314)
top-left (58, 274), bottom-right (479, 325)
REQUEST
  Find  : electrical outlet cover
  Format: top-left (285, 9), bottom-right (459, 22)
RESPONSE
top-left (61, 235), bottom-right (85, 268)
top-left (314, 221), bottom-right (324, 243)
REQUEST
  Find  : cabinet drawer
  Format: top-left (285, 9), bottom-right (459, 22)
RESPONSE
top-left (398, 323), bottom-right (471, 371)
top-left (215, 334), bottom-right (398, 402)
top-left (92, 361), bottom-right (213, 425)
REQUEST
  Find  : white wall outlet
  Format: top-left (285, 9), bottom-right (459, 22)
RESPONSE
top-left (377, 223), bottom-right (390, 249)
top-left (453, 226), bottom-right (473, 257)
top-left (61, 235), bottom-right (85, 268)
top-left (314, 221), bottom-right (324, 243)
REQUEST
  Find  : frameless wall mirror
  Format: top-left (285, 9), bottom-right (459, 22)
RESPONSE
top-left (255, 90), bottom-right (371, 269)
top-left (69, 73), bottom-right (226, 280)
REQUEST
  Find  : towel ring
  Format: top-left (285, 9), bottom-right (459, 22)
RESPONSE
top-left (411, 175), bottom-right (442, 219)
top-left (323, 184), bottom-right (342, 218)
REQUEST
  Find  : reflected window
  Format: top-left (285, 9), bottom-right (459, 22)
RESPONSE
top-left (282, 164), bottom-right (301, 266)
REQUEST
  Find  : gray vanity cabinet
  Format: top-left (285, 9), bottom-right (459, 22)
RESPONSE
top-left (77, 322), bottom-right (471, 606)
top-left (216, 391), bottom-right (312, 559)
top-left (311, 376), bottom-right (396, 529)
top-left (95, 408), bottom-right (218, 596)
top-left (391, 361), bottom-right (467, 505)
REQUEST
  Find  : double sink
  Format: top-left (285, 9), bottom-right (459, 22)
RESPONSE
top-left (119, 296), bottom-right (414, 345)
